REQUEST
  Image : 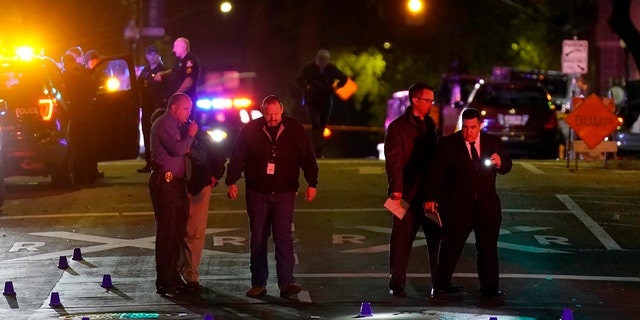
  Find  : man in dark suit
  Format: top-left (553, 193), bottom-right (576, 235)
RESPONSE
top-left (425, 108), bottom-right (512, 300)
top-left (384, 83), bottom-right (442, 297)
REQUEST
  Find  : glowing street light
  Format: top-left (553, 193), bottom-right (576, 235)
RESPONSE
top-left (220, 1), bottom-right (232, 13)
top-left (405, 0), bottom-right (425, 25)
top-left (407, 0), bottom-right (424, 14)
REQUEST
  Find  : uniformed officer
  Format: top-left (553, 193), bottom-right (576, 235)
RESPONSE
top-left (154, 37), bottom-right (200, 106)
top-left (138, 45), bottom-right (169, 173)
top-left (149, 92), bottom-right (198, 295)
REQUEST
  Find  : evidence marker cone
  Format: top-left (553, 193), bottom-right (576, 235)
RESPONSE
top-left (3, 281), bottom-right (16, 296)
top-left (72, 248), bottom-right (83, 261)
top-left (101, 274), bottom-right (114, 288)
top-left (204, 315), bottom-right (214, 320)
top-left (58, 256), bottom-right (69, 269)
top-left (49, 292), bottom-right (62, 307)
top-left (358, 301), bottom-right (373, 317)
top-left (561, 308), bottom-right (573, 320)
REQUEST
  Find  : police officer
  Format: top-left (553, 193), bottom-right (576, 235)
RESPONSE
top-left (149, 92), bottom-right (198, 295)
top-left (138, 45), bottom-right (169, 173)
top-left (154, 37), bottom-right (200, 110)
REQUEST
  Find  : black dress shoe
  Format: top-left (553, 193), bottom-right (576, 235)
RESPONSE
top-left (480, 289), bottom-right (505, 299)
top-left (430, 284), bottom-right (462, 298)
top-left (389, 288), bottom-right (407, 297)
top-left (156, 286), bottom-right (181, 295)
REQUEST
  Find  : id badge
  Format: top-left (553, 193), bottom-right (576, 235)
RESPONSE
top-left (266, 163), bottom-right (275, 175)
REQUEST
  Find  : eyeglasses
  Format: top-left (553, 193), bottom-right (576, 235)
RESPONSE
top-left (414, 97), bottom-right (435, 104)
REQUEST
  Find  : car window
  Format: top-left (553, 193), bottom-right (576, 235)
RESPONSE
top-left (475, 86), bottom-right (546, 108)
top-left (0, 63), bottom-right (54, 105)
top-left (93, 59), bottom-right (132, 93)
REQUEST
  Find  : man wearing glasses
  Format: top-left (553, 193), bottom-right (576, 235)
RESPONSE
top-left (384, 83), bottom-right (444, 297)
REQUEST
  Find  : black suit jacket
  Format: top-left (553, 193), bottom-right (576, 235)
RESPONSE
top-left (425, 131), bottom-right (512, 221)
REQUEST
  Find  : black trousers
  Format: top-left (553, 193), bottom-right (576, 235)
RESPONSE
top-left (149, 171), bottom-right (189, 289)
top-left (389, 205), bottom-right (443, 290)
top-left (433, 202), bottom-right (502, 293)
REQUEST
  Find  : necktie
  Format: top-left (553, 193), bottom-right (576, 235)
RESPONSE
top-left (470, 141), bottom-right (479, 161)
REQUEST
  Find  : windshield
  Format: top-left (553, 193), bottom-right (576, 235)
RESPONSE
top-left (0, 63), bottom-right (53, 105)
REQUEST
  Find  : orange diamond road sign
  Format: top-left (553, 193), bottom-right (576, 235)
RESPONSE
top-left (565, 93), bottom-right (618, 149)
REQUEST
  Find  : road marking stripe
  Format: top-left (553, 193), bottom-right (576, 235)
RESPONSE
top-left (557, 194), bottom-right (623, 250)
top-left (520, 162), bottom-right (545, 174)
top-left (73, 273), bottom-right (640, 283)
top-left (0, 208), bottom-right (571, 220)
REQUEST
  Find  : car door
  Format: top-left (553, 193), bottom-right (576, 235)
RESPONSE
top-left (89, 55), bottom-right (141, 162)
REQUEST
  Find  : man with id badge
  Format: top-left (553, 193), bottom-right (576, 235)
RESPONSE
top-left (226, 95), bottom-right (318, 299)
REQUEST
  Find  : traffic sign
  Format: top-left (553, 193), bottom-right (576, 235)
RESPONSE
top-left (564, 94), bottom-right (618, 149)
top-left (562, 39), bottom-right (588, 74)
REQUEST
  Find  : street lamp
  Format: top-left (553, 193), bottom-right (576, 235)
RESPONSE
top-left (220, 1), bottom-right (232, 14)
top-left (407, 0), bottom-right (423, 13)
top-left (406, 0), bottom-right (425, 25)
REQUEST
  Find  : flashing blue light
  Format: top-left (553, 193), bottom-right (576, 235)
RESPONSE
top-left (196, 99), bottom-right (212, 110)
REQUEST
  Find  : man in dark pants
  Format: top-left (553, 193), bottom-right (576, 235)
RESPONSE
top-left (138, 45), bottom-right (168, 173)
top-left (425, 108), bottom-right (512, 300)
top-left (296, 49), bottom-right (347, 158)
top-left (384, 83), bottom-right (443, 297)
top-left (226, 95), bottom-right (318, 299)
top-left (149, 93), bottom-right (198, 295)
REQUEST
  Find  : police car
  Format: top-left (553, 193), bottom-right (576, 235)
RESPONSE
top-left (0, 47), bottom-right (140, 206)
top-left (193, 71), bottom-right (262, 155)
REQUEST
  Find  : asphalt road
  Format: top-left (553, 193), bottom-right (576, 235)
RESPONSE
top-left (1, 158), bottom-right (639, 320)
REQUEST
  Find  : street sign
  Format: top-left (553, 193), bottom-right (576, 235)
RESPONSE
top-left (562, 39), bottom-right (588, 74)
top-left (564, 94), bottom-right (618, 149)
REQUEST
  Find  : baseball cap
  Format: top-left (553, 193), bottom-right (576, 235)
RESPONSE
top-left (146, 45), bottom-right (160, 55)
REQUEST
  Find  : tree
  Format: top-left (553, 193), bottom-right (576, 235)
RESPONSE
top-left (608, 0), bottom-right (640, 74)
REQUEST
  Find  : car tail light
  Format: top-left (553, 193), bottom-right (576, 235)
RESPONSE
top-left (544, 113), bottom-right (557, 129)
top-left (38, 98), bottom-right (54, 121)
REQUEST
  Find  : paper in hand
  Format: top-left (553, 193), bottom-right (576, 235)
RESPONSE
top-left (384, 197), bottom-right (409, 220)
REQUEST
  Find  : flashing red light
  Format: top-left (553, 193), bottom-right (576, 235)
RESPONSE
top-left (233, 98), bottom-right (252, 108)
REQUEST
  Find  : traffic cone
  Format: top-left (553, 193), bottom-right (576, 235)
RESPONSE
top-left (561, 308), bottom-right (573, 320)
top-left (203, 315), bottom-right (214, 320)
top-left (358, 301), bottom-right (373, 317)
top-left (3, 281), bottom-right (16, 296)
top-left (57, 256), bottom-right (69, 269)
top-left (49, 292), bottom-right (62, 307)
top-left (72, 248), bottom-right (83, 261)
top-left (101, 274), bottom-right (113, 288)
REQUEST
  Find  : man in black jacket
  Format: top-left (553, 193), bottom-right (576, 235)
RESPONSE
top-left (180, 126), bottom-right (227, 292)
top-left (226, 95), bottom-right (318, 299)
top-left (296, 49), bottom-right (347, 158)
top-left (425, 108), bottom-right (512, 300)
top-left (384, 83), bottom-right (443, 297)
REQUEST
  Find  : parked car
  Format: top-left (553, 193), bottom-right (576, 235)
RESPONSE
top-left (0, 51), bottom-right (140, 206)
top-left (465, 80), bottom-right (559, 158)
top-left (615, 80), bottom-right (640, 154)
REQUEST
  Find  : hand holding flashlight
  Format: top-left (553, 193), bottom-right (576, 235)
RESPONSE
top-left (485, 152), bottom-right (501, 169)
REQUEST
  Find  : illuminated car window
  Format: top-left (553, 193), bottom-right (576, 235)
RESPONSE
top-left (94, 59), bottom-right (131, 93)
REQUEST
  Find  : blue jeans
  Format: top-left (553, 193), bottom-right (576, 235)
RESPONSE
top-left (245, 189), bottom-right (297, 287)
